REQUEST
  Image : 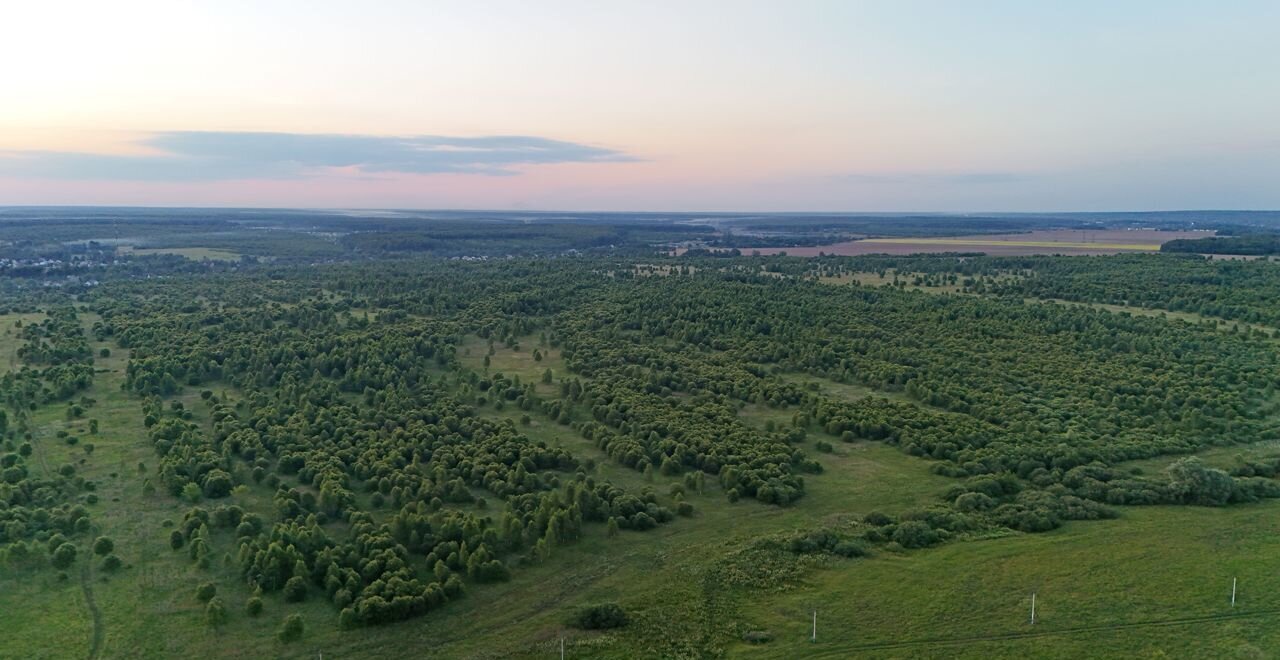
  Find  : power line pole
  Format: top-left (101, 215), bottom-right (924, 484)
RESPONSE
top-left (811, 609), bottom-right (817, 643)
top-left (560, 635), bottom-right (565, 660)
top-left (1030, 592), bottom-right (1036, 625)
top-left (1232, 577), bottom-right (1237, 607)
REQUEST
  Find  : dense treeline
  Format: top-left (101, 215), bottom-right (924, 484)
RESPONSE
top-left (1162, 233), bottom-right (1280, 256)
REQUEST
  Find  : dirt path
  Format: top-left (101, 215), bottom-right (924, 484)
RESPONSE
top-left (80, 561), bottom-right (104, 660)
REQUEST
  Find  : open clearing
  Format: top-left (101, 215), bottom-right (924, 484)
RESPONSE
top-left (117, 246), bottom-right (241, 261)
top-left (745, 229), bottom-right (1214, 257)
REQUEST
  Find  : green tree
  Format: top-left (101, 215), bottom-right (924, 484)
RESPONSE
top-left (92, 536), bottom-right (114, 556)
top-left (206, 597), bottom-right (227, 627)
top-left (278, 614), bottom-right (304, 643)
top-left (195, 582), bottom-right (216, 603)
top-left (283, 576), bottom-right (307, 602)
top-left (50, 542), bottom-right (77, 569)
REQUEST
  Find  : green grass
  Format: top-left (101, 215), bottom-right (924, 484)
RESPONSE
top-left (458, 334), bottom-right (564, 398)
top-left (731, 502), bottom-right (1280, 658)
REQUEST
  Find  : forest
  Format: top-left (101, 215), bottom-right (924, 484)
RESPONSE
top-left (4, 220), bottom-right (1280, 658)
top-left (1162, 231), bottom-right (1280, 256)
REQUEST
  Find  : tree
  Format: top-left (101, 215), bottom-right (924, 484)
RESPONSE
top-left (101, 554), bottom-right (123, 572)
top-left (1167, 458), bottom-right (1235, 506)
top-left (51, 542), bottom-right (77, 569)
top-left (278, 614), bottom-right (304, 643)
top-left (195, 582), bottom-right (216, 603)
top-left (283, 576), bottom-right (307, 602)
top-left (569, 603), bottom-right (629, 630)
top-left (92, 536), bottom-right (114, 556)
top-left (201, 470), bottom-right (233, 498)
top-left (181, 482), bottom-right (202, 503)
top-left (891, 521), bottom-right (939, 549)
top-left (206, 597), bottom-right (227, 627)
top-left (245, 596), bottom-right (264, 617)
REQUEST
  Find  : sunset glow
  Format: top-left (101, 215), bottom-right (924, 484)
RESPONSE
top-left (2, 0), bottom-right (1277, 210)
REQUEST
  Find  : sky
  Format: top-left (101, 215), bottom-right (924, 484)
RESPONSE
top-left (0, 0), bottom-right (1277, 211)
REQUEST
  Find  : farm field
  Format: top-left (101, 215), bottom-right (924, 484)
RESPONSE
top-left (746, 229), bottom-right (1214, 257)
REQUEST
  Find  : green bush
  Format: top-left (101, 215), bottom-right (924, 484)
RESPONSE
top-left (278, 614), bottom-right (304, 642)
top-left (283, 576), bottom-right (307, 602)
top-left (101, 554), bottom-right (123, 572)
top-left (568, 603), bottom-right (629, 630)
top-left (92, 536), bottom-right (114, 556)
top-left (206, 597), bottom-right (227, 627)
top-left (50, 542), bottom-right (78, 569)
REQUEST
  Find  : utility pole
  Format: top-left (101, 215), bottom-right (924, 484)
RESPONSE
top-left (811, 609), bottom-right (817, 643)
top-left (1030, 592), bottom-right (1036, 625)
top-left (1232, 578), bottom-right (1237, 607)
top-left (560, 635), bottom-right (565, 660)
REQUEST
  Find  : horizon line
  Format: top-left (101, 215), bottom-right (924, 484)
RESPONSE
top-left (1, 204), bottom-right (1277, 216)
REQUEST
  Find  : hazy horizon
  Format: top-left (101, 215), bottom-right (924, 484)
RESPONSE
top-left (3, 1), bottom-right (1278, 211)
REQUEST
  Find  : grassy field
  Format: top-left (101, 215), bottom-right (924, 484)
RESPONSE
top-left (6, 319), bottom-right (1280, 659)
top-left (859, 238), bottom-right (1159, 251)
top-left (748, 230), bottom-right (1211, 257)
top-left (118, 246), bottom-right (242, 261)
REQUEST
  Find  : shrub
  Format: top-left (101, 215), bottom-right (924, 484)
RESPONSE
top-left (891, 521), bottom-right (940, 549)
top-left (201, 470), bottom-right (233, 499)
top-left (1166, 457), bottom-right (1235, 506)
top-left (955, 492), bottom-right (997, 512)
top-left (51, 542), bottom-right (78, 569)
top-left (92, 536), bottom-right (114, 556)
top-left (863, 511), bottom-right (895, 526)
top-left (245, 596), bottom-right (264, 617)
top-left (206, 597), bottom-right (227, 627)
top-left (832, 540), bottom-right (868, 558)
top-left (195, 582), bottom-right (216, 603)
top-left (278, 614), bottom-right (304, 642)
top-left (283, 576), bottom-right (307, 602)
top-left (181, 482), bottom-right (202, 503)
top-left (569, 603), bottom-right (629, 630)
